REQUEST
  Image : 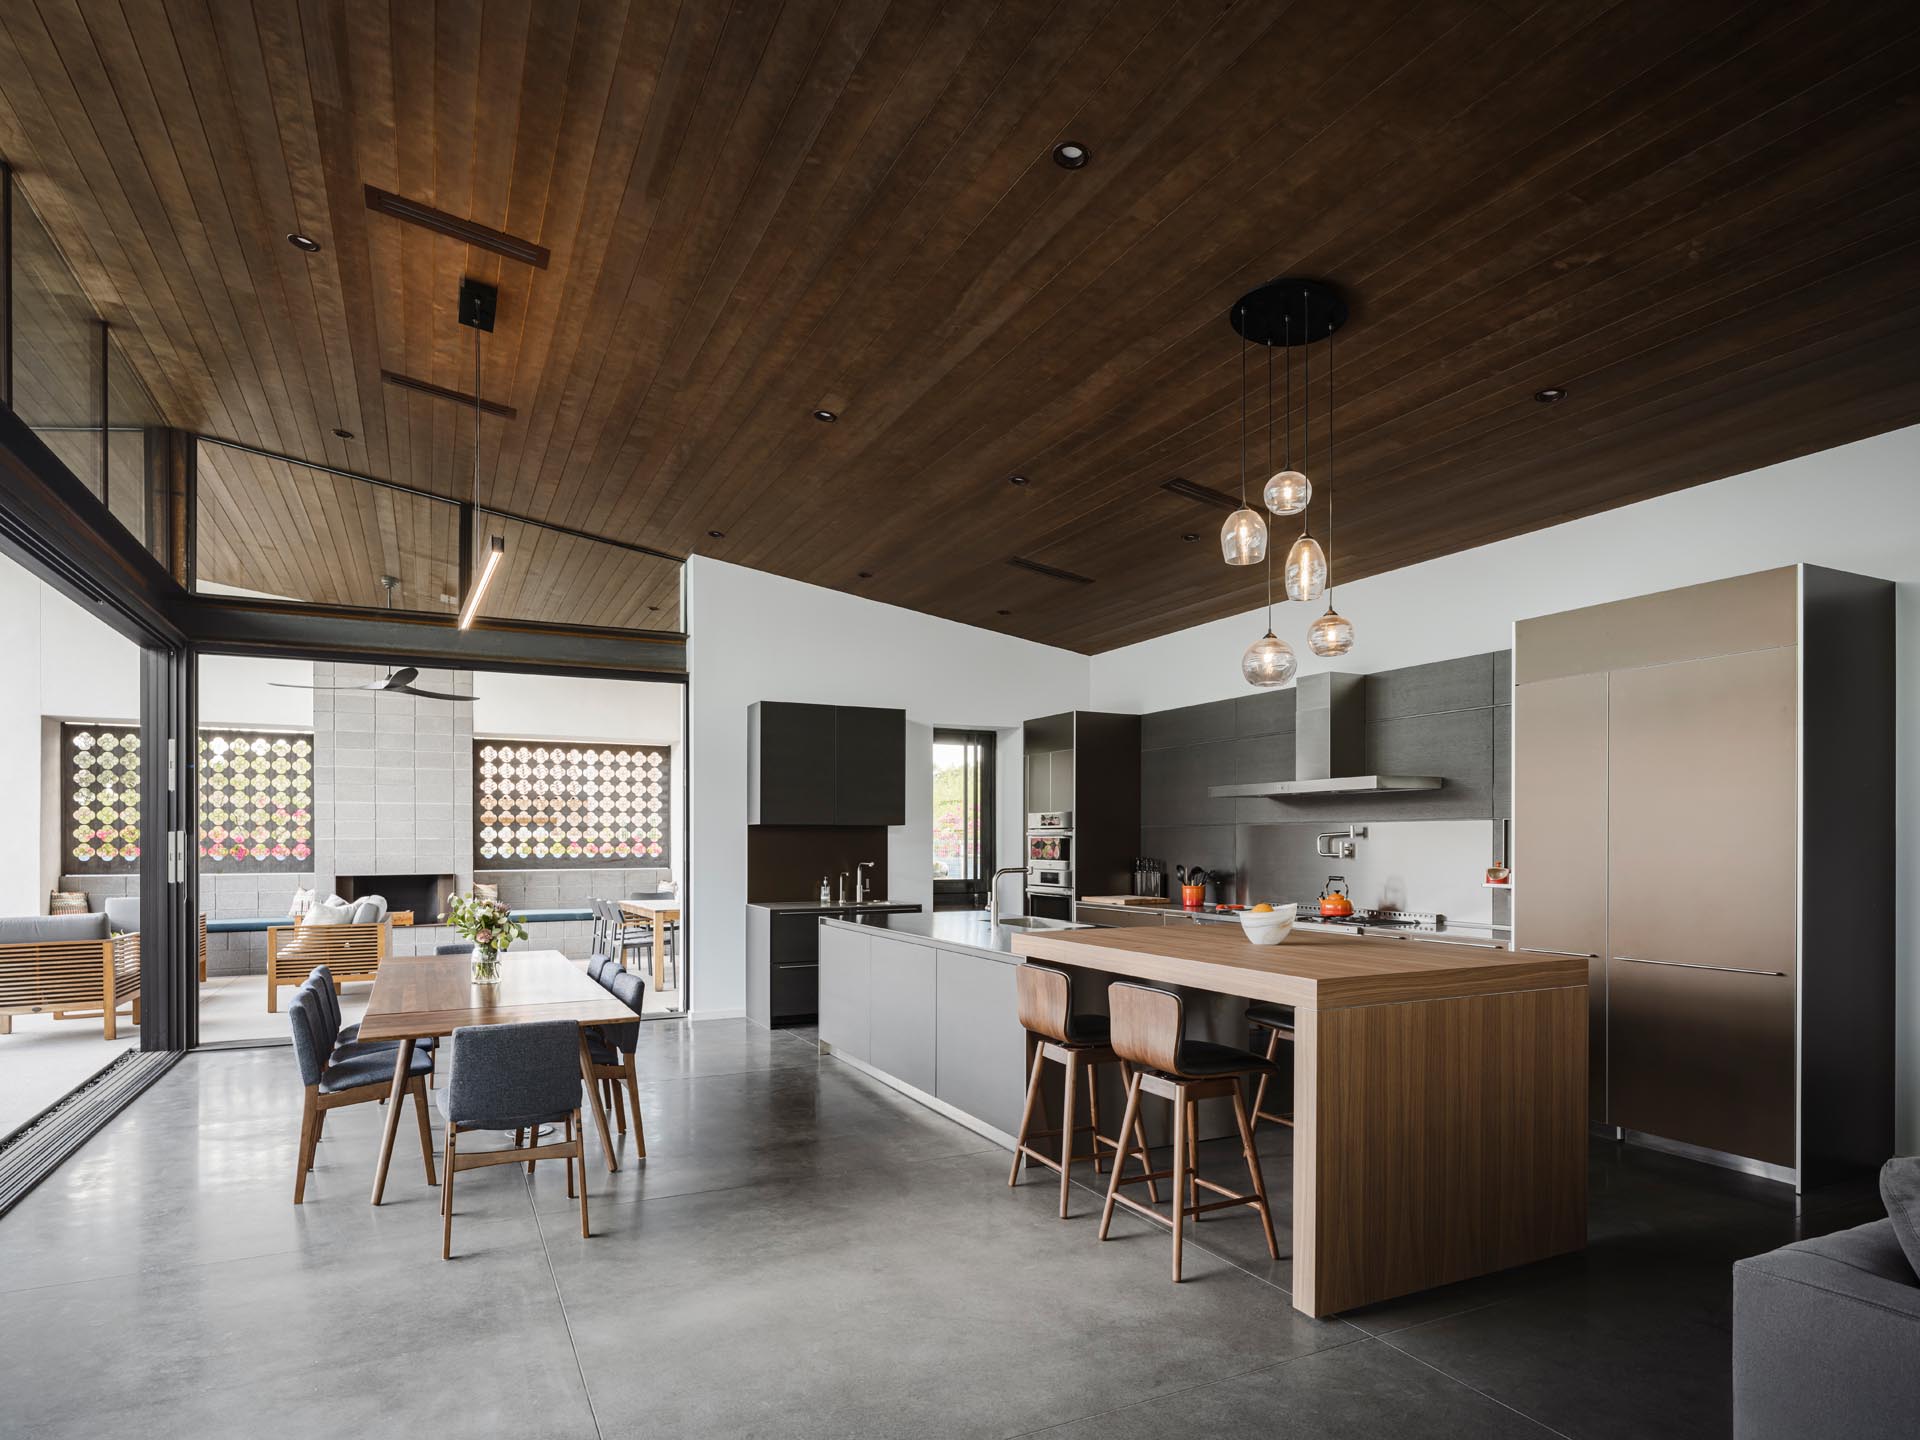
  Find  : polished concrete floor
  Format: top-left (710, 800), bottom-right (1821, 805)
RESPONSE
top-left (0, 1019), bottom-right (1883, 1439)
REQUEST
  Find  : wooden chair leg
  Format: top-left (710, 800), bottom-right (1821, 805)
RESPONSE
top-left (293, 1089), bottom-right (319, 1204)
top-left (1087, 1056), bottom-right (1104, 1175)
top-left (131, 997), bottom-right (140, 1025)
top-left (1170, 1088), bottom-right (1189, 1282)
top-left (564, 1112), bottom-right (576, 1199)
top-left (624, 1062), bottom-right (646, 1158)
top-left (0, 1015), bottom-right (11, 1035)
top-left (312, 1108), bottom-right (327, 1155)
top-left (610, 1075), bottom-right (627, 1135)
top-left (1057, 1047), bottom-right (1078, 1219)
top-left (1250, 1025), bottom-right (1283, 1131)
top-left (1230, 1086), bottom-right (1280, 1260)
top-left (1008, 1044), bottom-right (1047, 1187)
top-left (575, 1109), bottom-right (590, 1239)
top-left (411, 1077), bottom-right (437, 1185)
top-left (442, 1125), bottom-right (458, 1259)
top-left (102, 1007), bottom-right (116, 1041)
top-left (1100, 1072), bottom-right (1143, 1242)
top-left (1117, 1062), bottom-right (1159, 1204)
top-left (1185, 1099), bottom-right (1200, 1221)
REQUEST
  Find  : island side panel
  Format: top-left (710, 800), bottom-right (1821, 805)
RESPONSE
top-left (1292, 981), bottom-right (1588, 1317)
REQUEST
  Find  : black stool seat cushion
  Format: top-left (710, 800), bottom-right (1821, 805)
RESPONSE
top-left (1245, 1002), bottom-right (1295, 1029)
top-left (1061, 1013), bottom-right (1110, 1045)
top-left (320, 1044), bottom-right (433, 1093)
top-left (1174, 1038), bottom-right (1279, 1078)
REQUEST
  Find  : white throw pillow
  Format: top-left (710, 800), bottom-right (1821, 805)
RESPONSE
top-left (289, 887), bottom-right (315, 918)
top-left (303, 901), bottom-right (353, 927)
top-left (349, 896), bottom-right (387, 925)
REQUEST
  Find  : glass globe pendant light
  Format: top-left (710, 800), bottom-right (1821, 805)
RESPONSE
top-left (1243, 510), bottom-right (1297, 688)
top-left (1262, 311), bottom-right (1311, 516)
top-left (1308, 324), bottom-right (1354, 656)
top-left (1283, 315), bottom-right (1328, 603)
top-left (1221, 309), bottom-right (1268, 567)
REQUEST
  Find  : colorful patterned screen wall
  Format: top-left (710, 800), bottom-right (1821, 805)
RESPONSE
top-left (474, 739), bottom-right (671, 868)
top-left (60, 724), bottom-right (315, 874)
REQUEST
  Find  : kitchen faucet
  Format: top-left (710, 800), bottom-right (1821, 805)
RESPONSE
top-left (987, 866), bottom-right (1026, 927)
top-left (837, 871), bottom-right (850, 905)
top-left (855, 861), bottom-right (876, 903)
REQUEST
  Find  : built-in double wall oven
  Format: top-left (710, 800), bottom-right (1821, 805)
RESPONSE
top-left (1026, 811), bottom-right (1073, 894)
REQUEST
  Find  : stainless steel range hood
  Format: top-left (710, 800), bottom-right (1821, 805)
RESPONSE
top-left (1207, 672), bottom-right (1442, 799)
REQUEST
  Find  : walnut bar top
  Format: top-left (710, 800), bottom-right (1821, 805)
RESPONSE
top-left (1010, 924), bottom-right (1585, 1009)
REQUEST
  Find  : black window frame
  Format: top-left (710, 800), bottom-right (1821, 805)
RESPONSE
top-left (931, 728), bottom-right (996, 909)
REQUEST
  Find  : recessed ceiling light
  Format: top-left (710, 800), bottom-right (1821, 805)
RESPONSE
top-left (1534, 386), bottom-right (1568, 404)
top-left (707, 529), bottom-right (725, 538)
top-left (996, 609), bottom-right (1012, 616)
top-left (812, 409), bottom-right (837, 423)
top-left (1182, 532), bottom-right (1198, 542)
top-left (1052, 141), bottom-right (1089, 170)
top-left (332, 427), bottom-right (355, 440)
top-left (287, 232), bottom-right (321, 252)
top-left (1008, 474), bottom-right (1030, 486)
top-left (857, 570), bottom-right (874, 579)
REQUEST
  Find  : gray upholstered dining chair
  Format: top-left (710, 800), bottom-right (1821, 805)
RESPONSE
top-left (435, 942), bottom-right (471, 955)
top-left (594, 898), bottom-right (652, 973)
top-left (584, 968), bottom-right (646, 1155)
top-left (287, 976), bottom-right (435, 1204)
top-left (306, 964), bottom-right (436, 1084)
top-left (437, 1019), bottom-right (589, 1258)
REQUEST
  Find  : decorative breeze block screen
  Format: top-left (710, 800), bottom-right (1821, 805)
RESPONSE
top-left (61, 725), bottom-right (143, 870)
top-left (199, 730), bottom-right (315, 871)
top-left (62, 725), bottom-right (315, 874)
top-left (475, 739), bottom-right (671, 868)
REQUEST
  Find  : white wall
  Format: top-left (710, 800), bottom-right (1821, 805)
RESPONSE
top-left (686, 558), bottom-right (1090, 1016)
top-left (1091, 423), bottom-right (1920, 1149)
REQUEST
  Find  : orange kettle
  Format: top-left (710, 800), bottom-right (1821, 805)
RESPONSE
top-left (1318, 876), bottom-right (1355, 918)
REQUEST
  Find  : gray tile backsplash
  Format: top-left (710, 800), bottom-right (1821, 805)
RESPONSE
top-left (1137, 650), bottom-right (1511, 922)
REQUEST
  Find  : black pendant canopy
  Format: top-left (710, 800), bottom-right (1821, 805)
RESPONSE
top-left (1230, 277), bottom-right (1347, 346)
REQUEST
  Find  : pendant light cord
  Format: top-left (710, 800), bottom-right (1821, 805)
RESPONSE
top-left (1300, 289), bottom-right (1312, 541)
top-left (472, 320), bottom-right (483, 518)
top-left (1264, 341), bottom-right (1275, 631)
top-left (1238, 308), bottom-right (1248, 505)
top-left (1284, 314), bottom-right (1293, 470)
top-left (1326, 324), bottom-right (1335, 607)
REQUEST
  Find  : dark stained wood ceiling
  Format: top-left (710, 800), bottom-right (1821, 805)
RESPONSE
top-left (2, 0), bottom-right (1917, 651)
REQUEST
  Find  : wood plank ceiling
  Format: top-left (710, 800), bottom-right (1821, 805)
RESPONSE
top-left (1, 0), bottom-right (1917, 650)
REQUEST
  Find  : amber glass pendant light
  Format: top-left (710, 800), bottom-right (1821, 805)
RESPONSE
top-left (1221, 308), bottom-right (1268, 567)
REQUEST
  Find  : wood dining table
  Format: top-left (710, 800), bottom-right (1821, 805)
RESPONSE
top-left (357, 949), bottom-right (640, 1205)
top-left (619, 896), bottom-right (681, 992)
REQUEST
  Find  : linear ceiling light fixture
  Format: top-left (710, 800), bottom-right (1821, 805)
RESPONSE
top-left (456, 277), bottom-right (504, 631)
top-left (363, 185), bottom-right (551, 267)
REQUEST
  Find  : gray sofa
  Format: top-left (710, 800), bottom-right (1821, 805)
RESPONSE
top-left (1733, 1218), bottom-right (1920, 1438)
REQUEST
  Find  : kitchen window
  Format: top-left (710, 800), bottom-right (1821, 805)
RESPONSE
top-left (932, 729), bottom-right (995, 908)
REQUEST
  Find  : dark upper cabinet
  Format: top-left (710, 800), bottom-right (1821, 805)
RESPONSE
top-left (749, 701), bottom-right (905, 826)
top-left (749, 702), bottom-right (837, 825)
top-left (834, 705), bottom-right (906, 825)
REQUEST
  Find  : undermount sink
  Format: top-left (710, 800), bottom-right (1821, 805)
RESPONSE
top-left (997, 916), bottom-right (1077, 930)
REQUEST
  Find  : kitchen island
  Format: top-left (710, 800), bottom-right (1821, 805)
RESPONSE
top-left (1013, 924), bottom-right (1588, 1317)
top-left (819, 911), bottom-right (1587, 1318)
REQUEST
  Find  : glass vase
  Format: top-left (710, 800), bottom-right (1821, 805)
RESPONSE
top-left (470, 946), bottom-right (501, 985)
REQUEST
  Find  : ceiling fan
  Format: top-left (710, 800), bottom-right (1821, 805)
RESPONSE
top-left (270, 665), bottom-right (474, 702)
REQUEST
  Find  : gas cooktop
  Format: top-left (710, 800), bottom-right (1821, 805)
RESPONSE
top-left (1296, 909), bottom-right (1446, 932)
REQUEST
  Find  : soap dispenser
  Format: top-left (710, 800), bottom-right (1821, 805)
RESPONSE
top-left (819, 875), bottom-right (830, 903)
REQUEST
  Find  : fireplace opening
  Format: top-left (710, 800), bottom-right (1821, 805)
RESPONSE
top-left (335, 873), bottom-right (458, 923)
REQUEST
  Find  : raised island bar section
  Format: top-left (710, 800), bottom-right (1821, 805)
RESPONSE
top-left (820, 909), bottom-right (1588, 1319)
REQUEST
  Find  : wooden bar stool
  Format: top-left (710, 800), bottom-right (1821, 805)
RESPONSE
top-left (1010, 963), bottom-right (1159, 1218)
top-left (1099, 981), bottom-right (1281, 1282)
top-left (1245, 1001), bottom-right (1295, 1131)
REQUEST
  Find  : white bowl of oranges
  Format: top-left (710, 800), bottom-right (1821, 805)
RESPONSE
top-left (1237, 902), bottom-right (1296, 946)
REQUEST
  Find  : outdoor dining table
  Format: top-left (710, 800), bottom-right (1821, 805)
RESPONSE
top-left (619, 895), bottom-right (681, 992)
top-left (357, 949), bottom-right (639, 1205)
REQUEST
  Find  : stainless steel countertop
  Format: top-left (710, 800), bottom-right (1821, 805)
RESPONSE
top-left (748, 901), bottom-right (922, 914)
top-left (819, 909), bottom-right (1087, 957)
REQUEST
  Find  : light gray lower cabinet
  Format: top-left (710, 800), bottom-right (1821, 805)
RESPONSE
top-left (866, 935), bottom-right (937, 1094)
top-left (934, 948), bottom-right (1027, 1137)
top-left (818, 924), bottom-right (870, 1062)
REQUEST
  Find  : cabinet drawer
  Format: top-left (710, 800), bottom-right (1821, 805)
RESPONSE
top-left (1608, 957), bottom-right (1795, 1167)
top-left (770, 961), bottom-right (819, 1023)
